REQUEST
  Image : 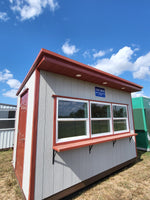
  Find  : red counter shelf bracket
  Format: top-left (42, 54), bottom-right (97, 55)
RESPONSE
top-left (52, 133), bottom-right (137, 164)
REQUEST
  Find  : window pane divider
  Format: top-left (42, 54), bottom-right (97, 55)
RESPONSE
top-left (58, 118), bottom-right (88, 121)
top-left (91, 118), bottom-right (111, 121)
top-left (113, 118), bottom-right (127, 120)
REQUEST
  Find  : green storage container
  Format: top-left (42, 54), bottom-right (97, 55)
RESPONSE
top-left (132, 97), bottom-right (150, 151)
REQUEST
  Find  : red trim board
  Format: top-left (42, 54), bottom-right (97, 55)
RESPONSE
top-left (53, 133), bottom-right (137, 152)
top-left (28, 69), bottom-right (40, 200)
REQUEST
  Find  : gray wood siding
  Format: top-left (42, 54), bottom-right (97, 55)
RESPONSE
top-left (35, 71), bottom-right (136, 200)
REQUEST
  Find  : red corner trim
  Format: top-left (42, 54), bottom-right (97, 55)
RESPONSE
top-left (28, 69), bottom-right (40, 200)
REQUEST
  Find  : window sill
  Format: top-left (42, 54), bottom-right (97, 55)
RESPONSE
top-left (53, 133), bottom-right (137, 152)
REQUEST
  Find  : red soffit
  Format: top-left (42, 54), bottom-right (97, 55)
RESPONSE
top-left (17, 48), bottom-right (143, 95)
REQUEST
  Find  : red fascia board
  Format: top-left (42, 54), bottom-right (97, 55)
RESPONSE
top-left (40, 49), bottom-right (142, 90)
top-left (53, 133), bottom-right (137, 152)
top-left (38, 56), bottom-right (141, 92)
top-left (16, 48), bottom-right (143, 95)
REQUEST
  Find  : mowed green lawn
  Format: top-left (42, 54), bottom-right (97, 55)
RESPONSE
top-left (0, 149), bottom-right (150, 200)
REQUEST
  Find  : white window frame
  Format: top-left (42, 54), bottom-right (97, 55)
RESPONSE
top-left (56, 97), bottom-right (89, 143)
top-left (90, 101), bottom-right (112, 137)
top-left (0, 110), bottom-right (16, 130)
top-left (112, 104), bottom-right (129, 134)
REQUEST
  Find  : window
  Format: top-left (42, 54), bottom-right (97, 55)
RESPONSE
top-left (56, 98), bottom-right (89, 142)
top-left (0, 111), bottom-right (16, 119)
top-left (91, 102), bottom-right (112, 137)
top-left (55, 96), bottom-right (130, 144)
top-left (0, 120), bottom-right (15, 129)
top-left (0, 110), bottom-right (16, 129)
top-left (113, 104), bottom-right (129, 134)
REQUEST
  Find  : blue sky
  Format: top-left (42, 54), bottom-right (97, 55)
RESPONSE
top-left (0, 0), bottom-right (150, 105)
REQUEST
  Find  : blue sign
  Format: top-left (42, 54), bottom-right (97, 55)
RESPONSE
top-left (95, 87), bottom-right (105, 97)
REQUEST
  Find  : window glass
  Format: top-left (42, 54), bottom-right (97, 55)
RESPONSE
top-left (56, 98), bottom-right (129, 143)
top-left (113, 105), bottom-right (128, 133)
top-left (113, 105), bottom-right (127, 117)
top-left (58, 121), bottom-right (86, 139)
top-left (0, 120), bottom-right (15, 129)
top-left (58, 100), bottom-right (87, 118)
top-left (8, 111), bottom-right (16, 118)
top-left (0, 111), bottom-right (16, 118)
top-left (92, 120), bottom-right (110, 135)
top-left (91, 103), bottom-right (110, 118)
top-left (57, 98), bottom-right (89, 142)
top-left (113, 119), bottom-right (127, 131)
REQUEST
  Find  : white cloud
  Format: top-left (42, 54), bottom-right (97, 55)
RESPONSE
top-left (7, 79), bottom-right (21, 89)
top-left (133, 66), bottom-right (150, 79)
top-left (93, 50), bottom-right (105, 58)
top-left (48, 0), bottom-right (59, 11)
top-left (0, 68), bottom-right (21, 99)
top-left (10, 0), bottom-right (59, 20)
top-left (133, 52), bottom-right (150, 79)
top-left (0, 12), bottom-right (9, 22)
top-left (83, 50), bottom-right (91, 58)
top-left (62, 40), bottom-right (79, 56)
top-left (93, 48), bottom-right (113, 58)
top-left (3, 89), bottom-right (18, 98)
top-left (92, 46), bottom-right (150, 79)
top-left (0, 69), bottom-right (13, 81)
top-left (131, 91), bottom-right (149, 98)
top-left (91, 46), bottom-right (150, 79)
top-left (93, 46), bottom-right (134, 75)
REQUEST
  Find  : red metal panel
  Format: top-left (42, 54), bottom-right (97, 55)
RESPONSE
top-left (15, 89), bottom-right (28, 187)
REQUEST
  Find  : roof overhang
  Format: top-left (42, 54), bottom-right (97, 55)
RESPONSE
top-left (17, 48), bottom-right (143, 95)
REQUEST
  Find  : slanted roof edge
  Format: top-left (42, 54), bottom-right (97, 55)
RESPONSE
top-left (16, 48), bottom-right (143, 96)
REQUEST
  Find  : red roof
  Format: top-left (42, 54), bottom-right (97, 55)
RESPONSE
top-left (17, 48), bottom-right (142, 95)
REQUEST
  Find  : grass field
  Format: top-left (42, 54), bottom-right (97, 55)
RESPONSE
top-left (0, 149), bottom-right (22, 200)
top-left (0, 149), bottom-right (150, 200)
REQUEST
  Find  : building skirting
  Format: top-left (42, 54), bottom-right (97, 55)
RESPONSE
top-left (137, 147), bottom-right (150, 152)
